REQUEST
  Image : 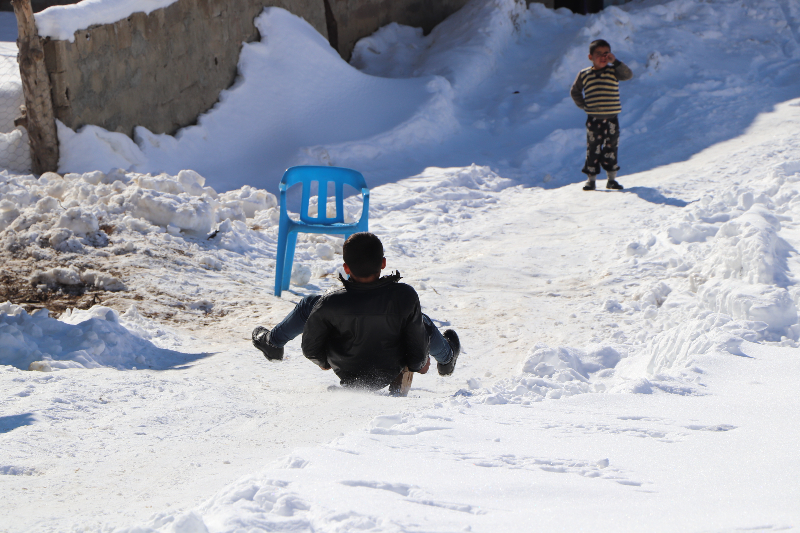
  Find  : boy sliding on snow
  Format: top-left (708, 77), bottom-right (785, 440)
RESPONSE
top-left (252, 232), bottom-right (460, 396)
top-left (570, 39), bottom-right (633, 191)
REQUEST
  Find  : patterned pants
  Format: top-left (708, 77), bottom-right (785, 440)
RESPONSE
top-left (582, 116), bottom-right (620, 176)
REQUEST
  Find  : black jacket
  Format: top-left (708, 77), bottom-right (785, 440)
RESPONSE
top-left (301, 272), bottom-right (429, 390)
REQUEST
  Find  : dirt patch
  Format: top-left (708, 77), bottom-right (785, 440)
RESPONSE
top-left (0, 268), bottom-right (106, 315)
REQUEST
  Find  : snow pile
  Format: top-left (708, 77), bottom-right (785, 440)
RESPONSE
top-left (0, 168), bottom-right (277, 245)
top-left (0, 302), bottom-right (193, 371)
top-left (352, 0), bottom-right (527, 93)
top-left (35, 0), bottom-right (180, 42)
top-left (0, 166), bottom-right (290, 345)
top-left (53, 0), bottom-right (800, 192)
top-left (467, 343), bottom-right (621, 405)
top-left (613, 162), bottom-right (800, 386)
top-left (458, 155), bottom-right (800, 403)
top-left (55, 7), bottom-right (457, 193)
top-left (301, 0), bottom-right (528, 169)
top-left (31, 266), bottom-right (126, 291)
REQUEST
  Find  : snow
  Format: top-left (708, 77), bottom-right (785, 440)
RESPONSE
top-left (34, 0), bottom-right (181, 42)
top-left (0, 13), bottom-right (29, 174)
top-left (2, 0), bottom-right (800, 531)
top-left (48, 0), bottom-right (800, 194)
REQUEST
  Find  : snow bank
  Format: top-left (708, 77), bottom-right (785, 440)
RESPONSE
top-left (610, 161), bottom-right (800, 388)
top-left (455, 154), bottom-right (800, 403)
top-left (0, 166), bottom-right (285, 326)
top-left (53, 0), bottom-right (800, 192)
top-left (35, 0), bottom-right (180, 42)
top-left (56, 7), bottom-right (457, 192)
top-left (0, 302), bottom-right (196, 370)
top-left (0, 167), bottom-right (277, 242)
top-left (352, 0), bottom-right (528, 93)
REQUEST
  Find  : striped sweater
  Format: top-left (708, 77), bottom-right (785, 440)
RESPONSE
top-left (570, 60), bottom-right (633, 118)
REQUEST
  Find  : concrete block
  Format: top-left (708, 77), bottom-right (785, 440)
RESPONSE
top-left (115, 19), bottom-right (133, 49)
top-left (90, 69), bottom-right (104, 94)
top-left (74, 29), bottom-right (92, 57)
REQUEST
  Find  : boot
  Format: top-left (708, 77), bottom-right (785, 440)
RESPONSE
top-left (437, 330), bottom-right (461, 376)
top-left (606, 171), bottom-right (623, 190)
top-left (252, 326), bottom-right (284, 361)
top-left (583, 176), bottom-right (596, 191)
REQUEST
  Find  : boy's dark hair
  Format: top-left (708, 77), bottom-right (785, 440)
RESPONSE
top-left (343, 232), bottom-right (384, 278)
top-left (589, 39), bottom-right (611, 55)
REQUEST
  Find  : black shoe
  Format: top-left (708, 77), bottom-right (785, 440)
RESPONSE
top-left (583, 181), bottom-right (596, 191)
top-left (437, 330), bottom-right (461, 376)
top-left (606, 179), bottom-right (624, 190)
top-left (252, 326), bottom-right (284, 361)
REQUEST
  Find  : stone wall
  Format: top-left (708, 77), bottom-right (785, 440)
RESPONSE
top-left (40, 0), bottom-right (478, 138)
top-left (42, 0), bottom-right (327, 136)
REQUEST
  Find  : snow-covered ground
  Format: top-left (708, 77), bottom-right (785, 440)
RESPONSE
top-left (42, 0), bottom-right (800, 193)
top-left (2, 0), bottom-right (800, 531)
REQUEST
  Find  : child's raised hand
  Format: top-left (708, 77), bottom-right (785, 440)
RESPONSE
top-left (607, 52), bottom-right (616, 63)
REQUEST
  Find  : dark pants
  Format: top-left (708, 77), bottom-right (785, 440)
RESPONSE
top-left (269, 295), bottom-right (453, 364)
top-left (582, 116), bottom-right (620, 176)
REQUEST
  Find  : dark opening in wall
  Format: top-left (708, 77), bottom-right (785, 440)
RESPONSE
top-left (322, 0), bottom-right (339, 52)
top-left (553, 0), bottom-right (604, 15)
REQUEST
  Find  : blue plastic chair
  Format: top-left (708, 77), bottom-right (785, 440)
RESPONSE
top-left (274, 166), bottom-right (369, 297)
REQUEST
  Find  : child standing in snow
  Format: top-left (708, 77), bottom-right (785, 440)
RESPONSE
top-left (570, 39), bottom-right (633, 191)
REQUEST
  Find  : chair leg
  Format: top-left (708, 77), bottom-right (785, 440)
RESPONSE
top-left (274, 227), bottom-right (288, 297)
top-left (281, 232), bottom-right (299, 291)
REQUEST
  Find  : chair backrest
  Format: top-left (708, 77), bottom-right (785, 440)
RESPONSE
top-left (279, 166), bottom-right (368, 225)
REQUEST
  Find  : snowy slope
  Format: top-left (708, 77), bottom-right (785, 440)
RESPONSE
top-left (53, 0), bottom-right (800, 193)
top-left (2, 0), bottom-right (800, 531)
top-left (5, 97), bottom-right (800, 532)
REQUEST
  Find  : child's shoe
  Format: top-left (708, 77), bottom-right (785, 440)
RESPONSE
top-left (437, 330), bottom-right (461, 376)
top-left (582, 177), bottom-right (596, 191)
top-left (252, 326), bottom-right (284, 361)
top-left (606, 179), bottom-right (624, 190)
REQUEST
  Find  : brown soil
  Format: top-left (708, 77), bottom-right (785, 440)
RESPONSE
top-left (0, 269), bottom-right (106, 315)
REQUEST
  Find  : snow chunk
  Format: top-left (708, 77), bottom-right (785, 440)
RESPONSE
top-left (56, 207), bottom-right (99, 235)
top-left (80, 270), bottom-right (126, 292)
top-left (291, 264), bottom-right (312, 287)
top-left (218, 186), bottom-right (277, 218)
top-left (30, 267), bottom-right (82, 286)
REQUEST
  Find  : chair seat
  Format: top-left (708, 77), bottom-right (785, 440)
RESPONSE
top-left (285, 220), bottom-right (361, 231)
